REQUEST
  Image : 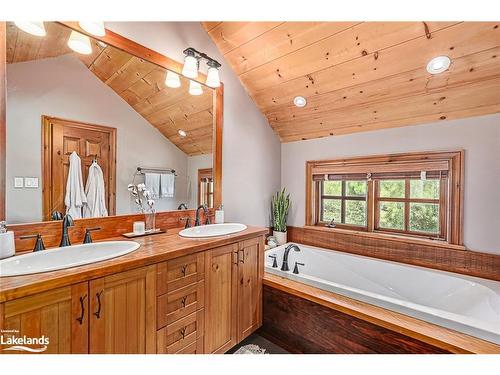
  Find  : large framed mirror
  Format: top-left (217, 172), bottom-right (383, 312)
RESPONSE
top-left (0, 21), bottom-right (222, 225)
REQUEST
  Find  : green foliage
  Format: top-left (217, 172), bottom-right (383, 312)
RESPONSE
top-left (379, 202), bottom-right (405, 230)
top-left (346, 181), bottom-right (367, 196)
top-left (410, 179), bottom-right (440, 199)
top-left (323, 181), bottom-right (341, 195)
top-left (322, 199), bottom-right (341, 222)
top-left (271, 188), bottom-right (291, 232)
top-left (345, 200), bottom-right (367, 226)
top-left (379, 180), bottom-right (405, 198)
top-left (410, 203), bottom-right (439, 233)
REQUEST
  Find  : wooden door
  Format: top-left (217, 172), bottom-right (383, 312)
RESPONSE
top-left (42, 116), bottom-right (116, 220)
top-left (204, 243), bottom-right (238, 354)
top-left (88, 266), bottom-right (156, 354)
top-left (237, 236), bottom-right (264, 341)
top-left (0, 283), bottom-right (88, 354)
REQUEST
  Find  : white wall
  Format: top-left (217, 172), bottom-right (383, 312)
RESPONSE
top-left (106, 22), bottom-right (282, 227)
top-left (6, 54), bottom-right (189, 223)
top-left (281, 114), bottom-right (500, 254)
top-left (186, 154), bottom-right (213, 209)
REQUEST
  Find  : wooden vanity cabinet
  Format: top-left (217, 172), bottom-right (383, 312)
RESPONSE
top-left (89, 265), bottom-right (157, 354)
top-left (0, 283), bottom-right (88, 354)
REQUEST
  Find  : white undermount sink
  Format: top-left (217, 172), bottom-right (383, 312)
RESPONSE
top-left (179, 223), bottom-right (247, 238)
top-left (0, 241), bottom-right (140, 277)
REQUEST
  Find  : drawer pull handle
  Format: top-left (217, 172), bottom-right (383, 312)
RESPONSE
top-left (238, 249), bottom-right (245, 264)
top-left (180, 327), bottom-right (187, 339)
top-left (181, 296), bottom-right (187, 308)
top-left (76, 294), bottom-right (87, 325)
top-left (94, 290), bottom-right (103, 319)
top-left (181, 265), bottom-right (188, 276)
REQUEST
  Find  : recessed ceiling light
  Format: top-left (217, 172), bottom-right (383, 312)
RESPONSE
top-left (426, 56), bottom-right (451, 74)
top-left (178, 130), bottom-right (187, 137)
top-left (294, 96), bottom-right (307, 107)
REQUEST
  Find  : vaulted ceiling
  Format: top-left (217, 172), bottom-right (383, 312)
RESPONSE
top-left (203, 22), bottom-right (500, 142)
top-left (7, 22), bottom-right (214, 156)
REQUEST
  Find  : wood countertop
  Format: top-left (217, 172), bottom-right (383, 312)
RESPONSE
top-left (0, 226), bottom-right (268, 303)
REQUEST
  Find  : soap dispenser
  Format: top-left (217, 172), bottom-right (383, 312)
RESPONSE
top-left (0, 221), bottom-right (15, 259)
top-left (215, 205), bottom-right (224, 224)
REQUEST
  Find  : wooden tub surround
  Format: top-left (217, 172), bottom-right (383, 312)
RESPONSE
top-left (0, 226), bottom-right (267, 354)
top-left (261, 274), bottom-right (500, 354)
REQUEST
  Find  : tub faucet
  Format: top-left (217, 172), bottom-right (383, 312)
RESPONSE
top-left (59, 214), bottom-right (74, 247)
top-left (281, 244), bottom-right (301, 271)
top-left (194, 205), bottom-right (208, 226)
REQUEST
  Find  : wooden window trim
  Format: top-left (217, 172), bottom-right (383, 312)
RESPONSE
top-left (306, 150), bottom-right (464, 245)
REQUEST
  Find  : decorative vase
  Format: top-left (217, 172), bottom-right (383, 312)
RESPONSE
top-left (273, 230), bottom-right (287, 245)
top-left (145, 210), bottom-right (156, 233)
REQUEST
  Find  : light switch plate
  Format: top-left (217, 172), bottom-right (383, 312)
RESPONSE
top-left (14, 177), bottom-right (24, 188)
top-left (24, 177), bottom-right (39, 188)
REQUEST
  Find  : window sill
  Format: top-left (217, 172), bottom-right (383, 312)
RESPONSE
top-left (304, 225), bottom-right (466, 251)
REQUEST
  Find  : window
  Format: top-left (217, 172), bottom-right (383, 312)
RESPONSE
top-left (198, 168), bottom-right (214, 208)
top-left (306, 151), bottom-right (464, 244)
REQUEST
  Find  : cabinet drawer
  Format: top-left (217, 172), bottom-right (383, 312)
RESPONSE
top-left (157, 252), bottom-right (204, 295)
top-left (157, 281), bottom-right (205, 329)
top-left (157, 310), bottom-right (204, 354)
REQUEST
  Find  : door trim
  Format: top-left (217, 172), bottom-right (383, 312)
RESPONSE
top-left (41, 115), bottom-right (117, 221)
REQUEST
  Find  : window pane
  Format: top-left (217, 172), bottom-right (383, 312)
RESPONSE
top-left (379, 180), bottom-right (405, 198)
top-left (346, 180), bottom-right (367, 197)
top-left (410, 203), bottom-right (440, 233)
top-left (410, 179), bottom-right (440, 199)
top-left (323, 181), bottom-right (341, 196)
top-left (322, 199), bottom-right (341, 222)
top-left (378, 202), bottom-right (405, 230)
top-left (345, 200), bottom-right (367, 226)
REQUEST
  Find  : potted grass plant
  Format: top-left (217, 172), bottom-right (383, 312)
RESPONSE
top-left (271, 188), bottom-right (291, 245)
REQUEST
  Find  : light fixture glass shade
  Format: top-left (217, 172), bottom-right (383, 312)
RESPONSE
top-left (189, 80), bottom-right (203, 96)
top-left (14, 21), bottom-right (46, 37)
top-left (426, 56), bottom-right (451, 74)
top-left (78, 21), bottom-right (106, 37)
top-left (165, 71), bottom-right (181, 88)
top-left (68, 31), bottom-right (92, 55)
top-left (205, 66), bottom-right (221, 88)
top-left (178, 129), bottom-right (187, 137)
top-left (182, 55), bottom-right (199, 78)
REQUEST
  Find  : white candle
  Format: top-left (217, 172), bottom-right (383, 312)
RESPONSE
top-left (133, 221), bottom-right (145, 235)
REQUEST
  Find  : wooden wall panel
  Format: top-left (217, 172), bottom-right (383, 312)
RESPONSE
top-left (287, 226), bottom-right (500, 281)
top-left (261, 285), bottom-right (449, 354)
top-left (204, 21), bottom-right (500, 142)
top-left (0, 22), bottom-right (5, 221)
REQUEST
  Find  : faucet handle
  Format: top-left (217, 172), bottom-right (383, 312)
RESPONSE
top-left (180, 217), bottom-right (192, 229)
top-left (293, 262), bottom-right (305, 275)
top-left (20, 234), bottom-right (46, 252)
top-left (83, 227), bottom-right (101, 244)
top-left (268, 254), bottom-right (278, 268)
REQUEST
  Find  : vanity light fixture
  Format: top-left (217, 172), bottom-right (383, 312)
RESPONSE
top-left (182, 47), bottom-right (222, 87)
top-left (78, 21), bottom-right (106, 37)
top-left (178, 129), bottom-right (187, 137)
top-left (189, 80), bottom-right (203, 96)
top-left (426, 56), bottom-right (451, 74)
top-left (165, 71), bottom-right (181, 88)
top-left (294, 96), bottom-right (307, 107)
top-left (68, 31), bottom-right (93, 55)
top-left (14, 21), bottom-right (46, 37)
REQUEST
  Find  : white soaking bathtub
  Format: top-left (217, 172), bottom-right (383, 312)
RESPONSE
top-left (265, 243), bottom-right (500, 345)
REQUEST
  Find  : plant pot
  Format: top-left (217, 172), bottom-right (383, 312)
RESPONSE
top-left (273, 230), bottom-right (287, 245)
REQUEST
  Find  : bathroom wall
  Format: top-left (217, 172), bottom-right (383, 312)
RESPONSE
top-left (106, 22), bottom-right (282, 227)
top-left (6, 54), bottom-right (189, 223)
top-left (281, 113), bottom-right (500, 254)
top-left (186, 154), bottom-right (213, 210)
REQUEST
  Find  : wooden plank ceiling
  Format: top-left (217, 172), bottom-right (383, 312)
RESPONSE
top-left (7, 22), bottom-right (214, 156)
top-left (203, 22), bottom-right (500, 142)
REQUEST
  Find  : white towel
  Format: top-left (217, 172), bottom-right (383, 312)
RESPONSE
top-left (160, 173), bottom-right (175, 198)
top-left (145, 173), bottom-right (161, 199)
top-left (83, 161), bottom-right (108, 218)
top-left (64, 151), bottom-right (87, 219)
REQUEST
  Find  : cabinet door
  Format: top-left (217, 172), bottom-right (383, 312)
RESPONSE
top-left (89, 266), bottom-right (156, 354)
top-left (237, 236), bottom-right (264, 341)
top-left (204, 243), bottom-right (238, 354)
top-left (0, 283), bottom-right (88, 354)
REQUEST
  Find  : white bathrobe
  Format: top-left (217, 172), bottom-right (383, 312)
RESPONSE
top-left (83, 161), bottom-right (108, 218)
top-left (65, 151), bottom-right (87, 219)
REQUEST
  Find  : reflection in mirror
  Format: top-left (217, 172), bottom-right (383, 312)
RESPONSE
top-left (5, 22), bottom-right (215, 224)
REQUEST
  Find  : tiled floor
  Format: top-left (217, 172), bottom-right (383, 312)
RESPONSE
top-left (227, 333), bottom-right (289, 354)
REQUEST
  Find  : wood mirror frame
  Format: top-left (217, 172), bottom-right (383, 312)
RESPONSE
top-left (0, 21), bottom-right (223, 222)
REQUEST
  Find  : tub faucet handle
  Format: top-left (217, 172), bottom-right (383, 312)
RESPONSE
top-left (268, 254), bottom-right (278, 268)
top-left (293, 262), bottom-right (305, 275)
